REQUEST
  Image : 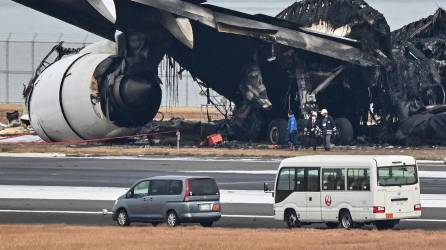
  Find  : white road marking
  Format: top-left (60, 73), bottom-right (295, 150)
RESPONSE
top-left (181, 170), bottom-right (446, 179)
top-left (403, 219), bottom-right (446, 223)
top-left (0, 153), bottom-right (66, 158)
top-left (417, 160), bottom-right (446, 165)
top-left (0, 209), bottom-right (273, 219)
top-left (221, 215), bottom-right (274, 219)
top-left (418, 171), bottom-right (446, 179)
top-left (0, 153), bottom-right (281, 163)
top-left (0, 153), bottom-right (444, 165)
top-left (0, 185), bottom-right (446, 207)
top-left (0, 209), bottom-right (111, 215)
top-left (181, 170), bottom-right (277, 175)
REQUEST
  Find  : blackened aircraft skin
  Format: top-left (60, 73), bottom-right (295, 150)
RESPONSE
top-left (33, 1), bottom-right (446, 146)
top-left (14, 0), bottom-right (384, 140)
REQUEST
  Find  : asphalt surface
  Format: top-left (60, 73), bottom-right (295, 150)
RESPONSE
top-left (0, 155), bottom-right (445, 230)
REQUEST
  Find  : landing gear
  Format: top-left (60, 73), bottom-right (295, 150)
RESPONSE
top-left (334, 118), bottom-right (353, 145)
top-left (268, 119), bottom-right (288, 145)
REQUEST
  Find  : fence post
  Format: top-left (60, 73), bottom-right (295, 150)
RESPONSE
top-left (31, 33), bottom-right (37, 72)
top-left (185, 76), bottom-right (189, 107)
top-left (5, 32), bottom-right (12, 104)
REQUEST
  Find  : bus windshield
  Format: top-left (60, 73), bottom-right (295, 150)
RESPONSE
top-left (377, 165), bottom-right (418, 186)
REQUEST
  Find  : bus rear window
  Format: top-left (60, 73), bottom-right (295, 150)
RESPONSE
top-left (189, 178), bottom-right (219, 196)
top-left (378, 165), bottom-right (418, 186)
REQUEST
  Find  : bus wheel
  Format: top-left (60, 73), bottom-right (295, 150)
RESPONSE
top-left (375, 220), bottom-right (397, 230)
top-left (339, 210), bottom-right (353, 229)
top-left (285, 210), bottom-right (300, 229)
top-left (326, 222), bottom-right (339, 229)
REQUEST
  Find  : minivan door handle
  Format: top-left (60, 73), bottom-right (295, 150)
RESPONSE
top-left (309, 197), bottom-right (312, 202)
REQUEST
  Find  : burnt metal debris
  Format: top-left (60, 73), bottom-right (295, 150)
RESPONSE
top-left (15, 0), bottom-right (446, 145)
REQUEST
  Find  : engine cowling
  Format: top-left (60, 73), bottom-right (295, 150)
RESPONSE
top-left (28, 52), bottom-right (161, 142)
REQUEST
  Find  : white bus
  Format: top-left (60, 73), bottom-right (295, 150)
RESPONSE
top-left (265, 155), bottom-right (422, 229)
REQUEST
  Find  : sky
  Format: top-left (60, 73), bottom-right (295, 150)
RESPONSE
top-left (0, 0), bottom-right (445, 41)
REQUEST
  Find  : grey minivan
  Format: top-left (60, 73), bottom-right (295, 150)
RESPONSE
top-left (112, 176), bottom-right (221, 227)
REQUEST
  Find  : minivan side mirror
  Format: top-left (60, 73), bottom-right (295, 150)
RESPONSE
top-left (126, 190), bottom-right (133, 199)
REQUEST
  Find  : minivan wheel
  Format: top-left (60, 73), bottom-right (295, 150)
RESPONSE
top-left (339, 211), bottom-right (353, 229)
top-left (285, 210), bottom-right (300, 229)
top-left (166, 211), bottom-right (180, 227)
top-left (326, 222), bottom-right (340, 229)
top-left (117, 209), bottom-right (130, 227)
top-left (200, 221), bottom-right (214, 227)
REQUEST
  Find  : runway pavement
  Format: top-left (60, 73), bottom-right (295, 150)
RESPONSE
top-left (0, 154), bottom-right (445, 230)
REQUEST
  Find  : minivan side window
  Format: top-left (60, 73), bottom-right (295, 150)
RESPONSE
top-left (133, 181), bottom-right (149, 198)
top-left (168, 180), bottom-right (183, 195)
top-left (347, 169), bottom-right (370, 191)
top-left (189, 178), bottom-right (219, 196)
top-left (277, 168), bottom-right (295, 191)
top-left (150, 180), bottom-right (169, 195)
top-left (322, 169), bottom-right (345, 191)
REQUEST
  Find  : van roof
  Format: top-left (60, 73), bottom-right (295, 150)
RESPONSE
top-left (139, 176), bottom-right (213, 181)
top-left (280, 155), bottom-right (416, 167)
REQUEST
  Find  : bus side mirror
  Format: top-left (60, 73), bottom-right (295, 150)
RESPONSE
top-left (264, 182), bottom-right (273, 193)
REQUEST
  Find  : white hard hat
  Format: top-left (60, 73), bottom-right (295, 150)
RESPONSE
top-left (311, 111), bottom-right (317, 116)
top-left (321, 109), bottom-right (328, 115)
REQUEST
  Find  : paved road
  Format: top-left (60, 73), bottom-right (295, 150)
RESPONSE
top-left (0, 155), bottom-right (445, 230)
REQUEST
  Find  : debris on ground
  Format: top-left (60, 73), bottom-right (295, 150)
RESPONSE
top-left (139, 117), bottom-right (221, 146)
top-left (6, 111), bottom-right (21, 127)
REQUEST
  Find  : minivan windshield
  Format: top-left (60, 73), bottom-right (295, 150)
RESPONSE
top-left (189, 178), bottom-right (219, 196)
top-left (378, 165), bottom-right (418, 186)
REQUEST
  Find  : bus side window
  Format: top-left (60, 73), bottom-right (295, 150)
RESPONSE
top-left (322, 169), bottom-right (345, 191)
top-left (347, 169), bottom-right (370, 191)
top-left (277, 168), bottom-right (295, 191)
top-left (296, 168), bottom-right (305, 191)
top-left (306, 168), bottom-right (320, 192)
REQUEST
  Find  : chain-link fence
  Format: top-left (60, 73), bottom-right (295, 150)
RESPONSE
top-left (0, 33), bottom-right (216, 107)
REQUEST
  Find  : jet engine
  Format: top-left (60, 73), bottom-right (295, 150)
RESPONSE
top-left (27, 42), bottom-right (162, 142)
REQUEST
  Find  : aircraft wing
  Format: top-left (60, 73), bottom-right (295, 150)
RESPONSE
top-left (12, 0), bottom-right (117, 40)
top-left (12, 0), bottom-right (385, 66)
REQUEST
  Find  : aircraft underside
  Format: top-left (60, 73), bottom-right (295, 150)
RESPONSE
top-left (15, 0), bottom-right (446, 145)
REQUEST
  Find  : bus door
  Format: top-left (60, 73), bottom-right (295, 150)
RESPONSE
top-left (306, 168), bottom-right (322, 222)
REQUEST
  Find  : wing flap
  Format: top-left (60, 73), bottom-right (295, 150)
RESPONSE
top-left (131, 0), bottom-right (381, 66)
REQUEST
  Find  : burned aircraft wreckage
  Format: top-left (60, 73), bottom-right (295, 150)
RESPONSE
top-left (15, 0), bottom-right (446, 145)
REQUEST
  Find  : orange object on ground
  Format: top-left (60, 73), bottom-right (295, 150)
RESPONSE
top-left (207, 133), bottom-right (223, 146)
